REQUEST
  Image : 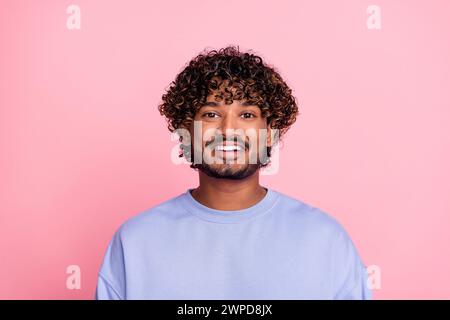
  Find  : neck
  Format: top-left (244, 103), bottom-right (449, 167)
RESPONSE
top-left (191, 170), bottom-right (267, 211)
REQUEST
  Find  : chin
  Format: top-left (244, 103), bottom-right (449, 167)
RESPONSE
top-left (197, 163), bottom-right (260, 180)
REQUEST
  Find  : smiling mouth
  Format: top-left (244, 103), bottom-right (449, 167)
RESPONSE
top-left (215, 145), bottom-right (243, 151)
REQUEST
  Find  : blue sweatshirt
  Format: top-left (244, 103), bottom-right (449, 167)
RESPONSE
top-left (95, 187), bottom-right (372, 299)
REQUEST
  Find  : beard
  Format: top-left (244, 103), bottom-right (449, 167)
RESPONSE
top-left (188, 134), bottom-right (270, 180)
top-left (194, 161), bottom-right (261, 180)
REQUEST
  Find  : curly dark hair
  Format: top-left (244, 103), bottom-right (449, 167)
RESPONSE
top-left (158, 45), bottom-right (300, 163)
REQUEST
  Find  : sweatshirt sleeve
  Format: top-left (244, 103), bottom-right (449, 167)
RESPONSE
top-left (94, 229), bottom-right (126, 300)
top-left (331, 227), bottom-right (372, 300)
top-left (95, 273), bottom-right (123, 300)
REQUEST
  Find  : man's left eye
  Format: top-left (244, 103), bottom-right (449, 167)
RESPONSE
top-left (241, 113), bottom-right (255, 118)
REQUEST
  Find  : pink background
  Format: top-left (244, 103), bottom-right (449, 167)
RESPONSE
top-left (1, 0), bottom-right (449, 299)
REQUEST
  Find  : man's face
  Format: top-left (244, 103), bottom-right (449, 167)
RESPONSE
top-left (188, 94), bottom-right (271, 180)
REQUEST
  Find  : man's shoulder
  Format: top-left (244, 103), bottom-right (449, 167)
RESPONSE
top-left (115, 192), bottom-right (186, 239)
top-left (273, 189), bottom-right (347, 237)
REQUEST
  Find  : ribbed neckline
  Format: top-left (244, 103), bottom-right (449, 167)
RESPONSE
top-left (178, 186), bottom-right (280, 224)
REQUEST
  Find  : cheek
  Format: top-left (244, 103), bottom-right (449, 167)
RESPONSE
top-left (189, 121), bottom-right (214, 144)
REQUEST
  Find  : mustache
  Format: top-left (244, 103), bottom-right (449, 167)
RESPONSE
top-left (205, 136), bottom-right (248, 150)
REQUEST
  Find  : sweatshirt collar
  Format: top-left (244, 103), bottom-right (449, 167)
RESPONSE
top-left (179, 186), bottom-right (279, 224)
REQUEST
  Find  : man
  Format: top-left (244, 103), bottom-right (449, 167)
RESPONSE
top-left (95, 46), bottom-right (372, 299)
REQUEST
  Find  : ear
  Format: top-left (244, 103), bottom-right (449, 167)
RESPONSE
top-left (266, 125), bottom-right (272, 147)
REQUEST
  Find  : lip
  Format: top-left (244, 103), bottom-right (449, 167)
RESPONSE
top-left (215, 145), bottom-right (244, 152)
top-left (214, 148), bottom-right (244, 162)
top-left (210, 141), bottom-right (246, 151)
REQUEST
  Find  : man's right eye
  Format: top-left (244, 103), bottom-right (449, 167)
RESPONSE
top-left (202, 112), bottom-right (219, 118)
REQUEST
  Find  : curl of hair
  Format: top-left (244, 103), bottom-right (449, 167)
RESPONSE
top-left (158, 46), bottom-right (300, 167)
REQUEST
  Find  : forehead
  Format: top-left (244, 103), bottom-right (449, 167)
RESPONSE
top-left (202, 99), bottom-right (259, 107)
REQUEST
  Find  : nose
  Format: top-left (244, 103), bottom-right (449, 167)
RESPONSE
top-left (219, 109), bottom-right (236, 134)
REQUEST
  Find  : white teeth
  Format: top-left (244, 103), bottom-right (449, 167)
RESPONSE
top-left (216, 145), bottom-right (242, 151)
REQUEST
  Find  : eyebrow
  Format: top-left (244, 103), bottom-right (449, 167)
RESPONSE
top-left (202, 101), bottom-right (258, 107)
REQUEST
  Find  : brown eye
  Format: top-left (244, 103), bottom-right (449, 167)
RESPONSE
top-left (202, 112), bottom-right (219, 118)
top-left (241, 112), bottom-right (255, 119)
